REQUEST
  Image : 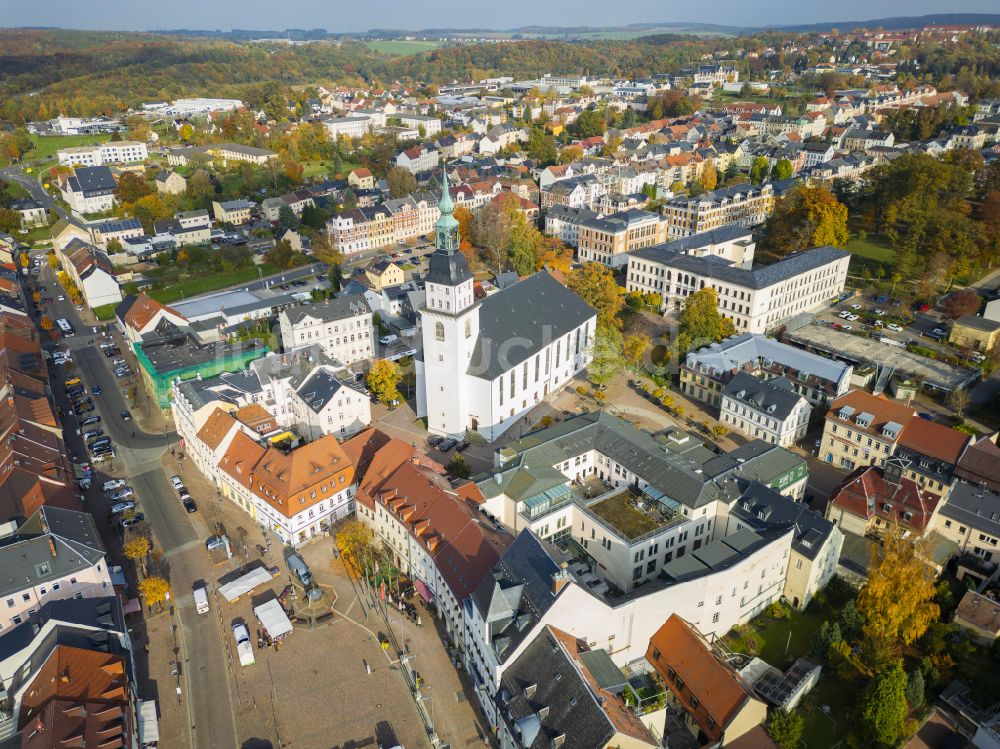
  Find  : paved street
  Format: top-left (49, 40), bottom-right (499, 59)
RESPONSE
top-left (0, 165), bottom-right (68, 220)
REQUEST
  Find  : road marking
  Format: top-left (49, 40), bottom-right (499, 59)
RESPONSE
top-left (165, 539), bottom-right (204, 558)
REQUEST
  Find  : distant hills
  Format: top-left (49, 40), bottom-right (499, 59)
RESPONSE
top-left (151, 13), bottom-right (1000, 42)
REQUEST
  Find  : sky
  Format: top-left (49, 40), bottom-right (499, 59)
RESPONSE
top-left (6, 0), bottom-right (999, 32)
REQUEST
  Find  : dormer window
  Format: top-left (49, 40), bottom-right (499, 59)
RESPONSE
top-left (882, 503), bottom-right (892, 512)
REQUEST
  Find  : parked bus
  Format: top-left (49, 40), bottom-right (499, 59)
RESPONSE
top-left (56, 319), bottom-right (75, 336)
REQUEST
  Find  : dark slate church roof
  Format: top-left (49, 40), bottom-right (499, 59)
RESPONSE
top-left (425, 247), bottom-right (473, 287)
top-left (468, 273), bottom-right (596, 380)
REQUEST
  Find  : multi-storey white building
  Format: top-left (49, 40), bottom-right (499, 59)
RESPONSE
top-left (415, 174), bottom-right (597, 442)
top-left (0, 508), bottom-right (113, 631)
top-left (720, 373), bottom-right (811, 448)
top-left (626, 244), bottom-right (850, 333)
top-left (56, 140), bottom-right (149, 167)
top-left (278, 295), bottom-right (374, 366)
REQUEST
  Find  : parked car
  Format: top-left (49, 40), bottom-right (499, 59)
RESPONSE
top-left (120, 513), bottom-right (145, 529)
top-left (109, 501), bottom-right (135, 515)
top-left (120, 410), bottom-right (131, 421)
top-left (887, 323), bottom-right (904, 333)
top-left (233, 622), bottom-right (255, 666)
top-left (455, 441), bottom-right (470, 452)
top-left (91, 385), bottom-right (102, 396)
top-left (83, 429), bottom-right (103, 441)
top-left (103, 479), bottom-right (127, 492)
top-left (79, 415), bottom-right (101, 426)
top-left (109, 488), bottom-right (134, 502)
top-left (182, 497), bottom-right (197, 513)
top-left (379, 334), bottom-right (399, 345)
top-left (169, 475), bottom-right (184, 491)
top-left (91, 451), bottom-right (116, 463)
top-left (437, 438), bottom-right (458, 452)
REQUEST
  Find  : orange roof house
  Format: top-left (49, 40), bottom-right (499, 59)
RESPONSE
top-left (646, 615), bottom-right (767, 745)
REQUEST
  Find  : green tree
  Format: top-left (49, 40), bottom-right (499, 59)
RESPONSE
top-left (906, 668), bottom-right (925, 708)
top-left (185, 170), bottom-right (215, 208)
top-left (810, 620), bottom-right (842, 659)
top-left (588, 323), bottom-right (624, 390)
top-left (566, 262), bottom-right (625, 330)
top-left (278, 203), bottom-right (298, 230)
top-left (766, 709), bottom-right (804, 749)
top-left (749, 157), bottom-right (770, 185)
top-left (366, 359), bottom-right (402, 405)
top-left (447, 454), bottom-right (471, 479)
top-left (387, 166), bottom-right (417, 199)
top-left (0, 208), bottom-right (20, 233)
top-left (267, 239), bottom-right (297, 269)
top-left (570, 109), bottom-right (604, 138)
top-left (761, 186), bottom-right (849, 257)
top-left (854, 662), bottom-right (908, 748)
top-left (771, 158), bottom-right (793, 181)
top-left (526, 127), bottom-right (558, 165)
top-left (678, 287), bottom-right (735, 344)
top-left (117, 172), bottom-right (152, 205)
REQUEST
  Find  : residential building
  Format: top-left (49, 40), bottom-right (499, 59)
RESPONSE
top-left (349, 431), bottom-right (510, 645)
top-left (155, 169), bottom-right (187, 195)
top-left (60, 166), bottom-right (117, 214)
top-left (152, 217), bottom-right (211, 247)
top-left (384, 193), bottom-right (440, 243)
top-left (321, 115), bottom-right (375, 140)
top-left (56, 239), bottom-right (122, 309)
top-left (0, 507), bottom-right (112, 631)
top-left (217, 433), bottom-right (356, 545)
top-left (954, 433), bottom-right (1000, 493)
top-left (543, 204), bottom-right (598, 248)
top-left (327, 205), bottom-right (394, 255)
top-left (576, 210), bottom-right (667, 269)
top-left (826, 459), bottom-right (940, 538)
top-left (348, 168), bottom-right (375, 190)
top-left (720, 373), bottom-right (811, 447)
top-left (89, 217), bottom-right (144, 250)
top-left (950, 315), bottom-right (1000, 352)
top-left (661, 183), bottom-right (776, 239)
top-left (929, 481), bottom-right (1000, 564)
top-left (364, 260), bottom-right (405, 290)
top-left (540, 174), bottom-right (605, 211)
top-left (953, 590), bottom-right (1000, 644)
top-left (646, 615), bottom-right (767, 746)
top-left (56, 140), bottom-right (148, 167)
top-left (627, 245), bottom-right (850, 334)
top-left (262, 190), bottom-right (315, 222)
top-left (10, 199), bottom-right (47, 229)
top-left (212, 199), bottom-right (253, 225)
top-left (278, 294), bottom-right (374, 365)
top-left (395, 144), bottom-right (439, 175)
top-left (167, 143), bottom-right (276, 167)
top-left (682, 333), bottom-right (852, 408)
top-left (0, 597), bottom-right (138, 748)
top-left (114, 292), bottom-right (188, 345)
top-left (496, 626), bottom-right (659, 749)
top-left (416, 172), bottom-right (596, 442)
top-left (398, 113), bottom-right (442, 137)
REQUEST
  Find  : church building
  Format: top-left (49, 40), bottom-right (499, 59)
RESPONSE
top-left (416, 172), bottom-right (597, 442)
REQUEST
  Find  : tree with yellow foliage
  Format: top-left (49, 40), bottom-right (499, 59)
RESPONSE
top-left (365, 359), bottom-right (402, 405)
top-left (138, 576), bottom-right (171, 612)
top-left (857, 530), bottom-right (939, 646)
top-left (124, 537), bottom-right (150, 575)
top-left (336, 519), bottom-right (377, 575)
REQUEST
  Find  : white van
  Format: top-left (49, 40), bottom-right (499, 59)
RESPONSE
top-left (193, 585), bottom-right (209, 615)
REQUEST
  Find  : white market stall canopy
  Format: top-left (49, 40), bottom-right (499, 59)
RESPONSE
top-left (218, 567), bottom-right (273, 602)
top-left (137, 700), bottom-right (160, 746)
top-left (254, 598), bottom-right (293, 638)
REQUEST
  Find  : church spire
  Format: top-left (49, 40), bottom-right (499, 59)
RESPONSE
top-left (434, 168), bottom-right (460, 254)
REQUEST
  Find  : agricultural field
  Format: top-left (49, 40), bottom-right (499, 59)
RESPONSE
top-left (365, 39), bottom-right (444, 56)
top-left (25, 133), bottom-right (112, 162)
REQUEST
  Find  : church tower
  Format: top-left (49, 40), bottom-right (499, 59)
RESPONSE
top-left (418, 170), bottom-right (480, 438)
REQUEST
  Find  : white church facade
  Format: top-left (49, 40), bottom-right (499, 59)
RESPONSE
top-left (416, 173), bottom-right (597, 442)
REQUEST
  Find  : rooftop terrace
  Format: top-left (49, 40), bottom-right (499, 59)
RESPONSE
top-left (587, 489), bottom-right (676, 541)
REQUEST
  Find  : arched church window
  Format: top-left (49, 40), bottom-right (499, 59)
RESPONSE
top-left (435, 322), bottom-right (445, 342)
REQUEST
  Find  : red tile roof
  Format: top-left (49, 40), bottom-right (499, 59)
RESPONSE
top-left (829, 465), bottom-right (938, 534)
top-left (898, 417), bottom-right (970, 465)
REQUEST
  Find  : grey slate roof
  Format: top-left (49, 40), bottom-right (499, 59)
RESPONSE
top-left (66, 165), bottom-right (116, 196)
top-left (470, 530), bottom-right (563, 664)
top-left (723, 372), bottom-right (805, 421)
top-left (425, 247), bottom-right (473, 287)
top-left (281, 294), bottom-right (370, 326)
top-left (955, 314), bottom-right (1000, 333)
top-left (498, 628), bottom-right (617, 749)
top-left (295, 366), bottom-right (350, 413)
top-left (660, 528), bottom-right (774, 584)
top-left (642, 224), bottom-right (752, 254)
top-left (730, 481), bottom-right (837, 561)
top-left (630, 244), bottom-right (850, 290)
top-left (0, 508), bottom-right (106, 598)
top-left (939, 482), bottom-right (1000, 538)
top-left (468, 272), bottom-right (596, 380)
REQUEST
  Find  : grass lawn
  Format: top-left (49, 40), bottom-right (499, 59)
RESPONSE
top-left (589, 491), bottom-right (660, 539)
top-left (92, 303), bottom-right (118, 321)
top-left (2, 180), bottom-right (30, 200)
top-left (365, 40), bottom-right (444, 56)
top-left (845, 236), bottom-right (894, 269)
top-left (799, 674), bottom-right (855, 748)
top-left (148, 263), bottom-right (284, 304)
top-left (26, 134), bottom-right (112, 162)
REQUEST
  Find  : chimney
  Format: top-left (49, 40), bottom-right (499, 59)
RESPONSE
top-left (48, 537), bottom-right (57, 558)
top-left (552, 561), bottom-right (571, 595)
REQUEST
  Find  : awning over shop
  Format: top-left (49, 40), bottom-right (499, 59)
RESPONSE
top-left (414, 578), bottom-right (433, 603)
top-left (254, 598), bottom-right (293, 639)
top-left (138, 700), bottom-right (160, 746)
